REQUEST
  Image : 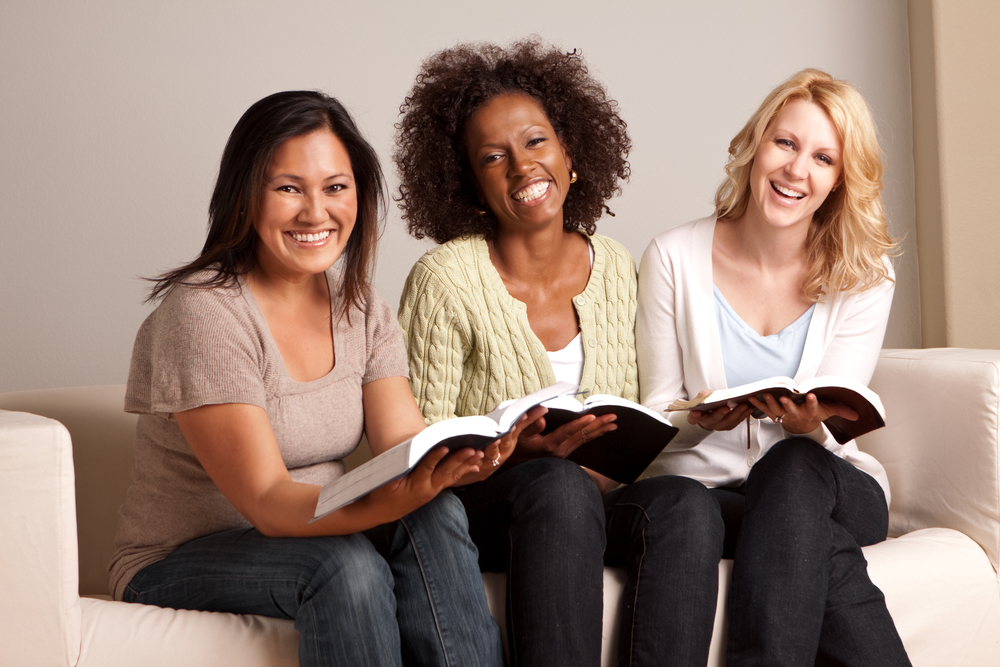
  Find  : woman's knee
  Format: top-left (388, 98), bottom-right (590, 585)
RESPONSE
top-left (407, 489), bottom-right (469, 531)
top-left (306, 535), bottom-right (393, 601)
top-left (505, 458), bottom-right (605, 543)
top-left (749, 438), bottom-right (832, 486)
top-left (618, 476), bottom-right (724, 550)
top-left (515, 457), bottom-right (603, 511)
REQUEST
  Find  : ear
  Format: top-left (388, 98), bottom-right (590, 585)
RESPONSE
top-left (561, 141), bottom-right (573, 172)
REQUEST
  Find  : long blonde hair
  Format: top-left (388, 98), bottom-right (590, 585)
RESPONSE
top-left (715, 68), bottom-right (896, 300)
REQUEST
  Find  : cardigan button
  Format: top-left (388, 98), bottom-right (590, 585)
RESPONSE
top-left (588, 338), bottom-right (597, 347)
top-left (575, 296), bottom-right (586, 306)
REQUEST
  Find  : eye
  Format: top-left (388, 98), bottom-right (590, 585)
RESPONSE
top-left (480, 152), bottom-right (503, 166)
top-left (326, 183), bottom-right (347, 193)
top-left (776, 138), bottom-right (794, 149)
top-left (816, 154), bottom-right (834, 166)
top-left (276, 184), bottom-right (299, 193)
top-left (526, 136), bottom-right (547, 147)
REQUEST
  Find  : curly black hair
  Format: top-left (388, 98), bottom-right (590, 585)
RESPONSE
top-left (394, 38), bottom-right (631, 243)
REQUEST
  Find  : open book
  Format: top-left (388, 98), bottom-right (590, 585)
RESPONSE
top-left (667, 376), bottom-right (885, 444)
top-left (539, 394), bottom-right (678, 484)
top-left (313, 382), bottom-right (578, 520)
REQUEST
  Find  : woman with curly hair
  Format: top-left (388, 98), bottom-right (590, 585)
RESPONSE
top-left (638, 69), bottom-right (911, 665)
top-left (396, 39), bottom-right (721, 666)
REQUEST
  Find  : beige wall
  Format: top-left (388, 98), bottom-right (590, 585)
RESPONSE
top-left (0, 0), bottom-right (920, 392)
top-left (909, 0), bottom-right (1000, 348)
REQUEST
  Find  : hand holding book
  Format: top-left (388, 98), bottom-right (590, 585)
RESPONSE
top-left (668, 376), bottom-right (885, 444)
top-left (744, 390), bottom-right (860, 439)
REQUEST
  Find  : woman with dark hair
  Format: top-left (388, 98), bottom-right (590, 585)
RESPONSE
top-left (396, 40), bottom-right (721, 667)
top-left (638, 69), bottom-right (911, 665)
top-left (110, 91), bottom-right (507, 667)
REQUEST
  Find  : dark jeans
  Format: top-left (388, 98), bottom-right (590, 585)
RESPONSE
top-left (456, 457), bottom-right (722, 667)
top-left (719, 438), bottom-right (912, 667)
top-left (604, 475), bottom-right (723, 667)
top-left (123, 491), bottom-right (503, 667)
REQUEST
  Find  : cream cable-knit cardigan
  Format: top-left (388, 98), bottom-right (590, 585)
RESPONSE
top-left (399, 234), bottom-right (638, 424)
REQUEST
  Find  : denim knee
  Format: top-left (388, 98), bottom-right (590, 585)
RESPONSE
top-left (407, 490), bottom-right (469, 531)
top-left (513, 457), bottom-right (604, 519)
top-left (610, 476), bottom-right (724, 557)
top-left (306, 535), bottom-right (393, 602)
top-left (747, 438), bottom-right (832, 491)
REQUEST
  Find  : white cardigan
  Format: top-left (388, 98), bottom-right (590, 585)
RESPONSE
top-left (636, 216), bottom-right (894, 505)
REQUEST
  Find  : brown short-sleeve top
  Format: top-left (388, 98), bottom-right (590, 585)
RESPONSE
top-left (109, 269), bottom-right (409, 600)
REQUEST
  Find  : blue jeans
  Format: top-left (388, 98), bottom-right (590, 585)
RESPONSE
top-left (457, 458), bottom-right (722, 667)
top-left (123, 491), bottom-right (503, 667)
top-left (722, 438), bottom-right (911, 667)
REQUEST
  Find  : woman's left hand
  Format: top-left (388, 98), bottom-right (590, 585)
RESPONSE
top-left (451, 405), bottom-right (548, 486)
top-left (747, 392), bottom-right (859, 435)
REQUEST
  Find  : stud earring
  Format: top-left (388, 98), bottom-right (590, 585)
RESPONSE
top-left (569, 170), bottom-right (578, 184)
top-left (475, 206), bottom-right (488, 216)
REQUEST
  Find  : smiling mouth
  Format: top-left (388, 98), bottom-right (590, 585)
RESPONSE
top-left (771, 182), bottom-right (805, 200)
top-left (512, 181), bottom-right (550, 203)
top-left (288, 230), bottom-right (331, 243)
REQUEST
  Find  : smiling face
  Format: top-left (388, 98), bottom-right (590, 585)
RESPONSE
top-left (747, 99), bottom-right (843, 231)
top-left (253, 128), bottom-right (357, 282)
top-left (463, 93), bottom-right (573, 232)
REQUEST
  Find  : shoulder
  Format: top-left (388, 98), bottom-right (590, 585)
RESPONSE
top-left (645, 216), bottom-right (715, 256)
top-left (403, 236), bottom-right (489, 298)
top-left (355, 282), bottom-right (398, 332)
top-left (589, 233), bottom-right (637, 289)
top-left (416, 235), bottom-right (483, 270)
top-left (142, 275), bottom-right (251, 343)
top-left (590, 234), bottom-right (635, 266)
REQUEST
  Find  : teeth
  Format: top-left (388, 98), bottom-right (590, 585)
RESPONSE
top-left (772, 183), bottom-right (805, 199)
top-left (513, 181), bottom-right (550, 202)
top-left (291, 230), bottom-right (331, 243)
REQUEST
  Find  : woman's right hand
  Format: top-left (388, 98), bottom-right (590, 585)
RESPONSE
top-left (507, 410), bottom-right (618, 464)
top-left (362, 446), bottom-right (485, 523)
top-left (688, 391), bottom-right (754, 431)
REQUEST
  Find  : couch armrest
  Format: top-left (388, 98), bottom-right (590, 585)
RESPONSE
top-left (859, 349), bottom-right (1000, 571)
top-left (0, 410), bottom-right (82, 667)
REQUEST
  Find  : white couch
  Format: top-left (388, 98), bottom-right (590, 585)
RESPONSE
top-left (1, 348), bottom-right (998, 666)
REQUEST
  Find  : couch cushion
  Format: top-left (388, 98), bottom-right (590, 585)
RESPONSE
top-left (865, 527), bottom-right (1000, 665)
top-left (78, 598), bottom-right (299, 667)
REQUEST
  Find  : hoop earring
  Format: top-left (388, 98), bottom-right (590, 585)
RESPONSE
top-left (569, 169), bottom-right (578, 184)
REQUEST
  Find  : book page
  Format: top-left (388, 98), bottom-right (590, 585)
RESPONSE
top-left (486, 381), bottom-right (578, 432)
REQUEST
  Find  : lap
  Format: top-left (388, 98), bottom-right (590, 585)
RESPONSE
top-left (124, 527), bottom-right (390, 617)
top-left (746, 437), bottom-right (888, 546)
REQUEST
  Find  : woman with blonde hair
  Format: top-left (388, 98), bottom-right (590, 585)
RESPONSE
top-left (637, 69), bottom-right (911, 665)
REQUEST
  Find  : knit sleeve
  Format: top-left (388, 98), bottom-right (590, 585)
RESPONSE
top-left (361, 287), bottom-right (410, 385)
top-left (125, 283), bottom-right (268, 417)
top-left (398, 258), bottom-right (470, 424)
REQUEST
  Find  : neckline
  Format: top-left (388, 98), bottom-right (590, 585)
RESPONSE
top-left (475, 232), bottom-right (602, 307)
top-left (713, 284), bottom-right (814, 340)
top-left (238, 271), bottom-right (346, 388)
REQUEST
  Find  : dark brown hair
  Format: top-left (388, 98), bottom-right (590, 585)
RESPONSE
top-left (394, 38), bottom-right (630, 243)
top-left (148, 90), bottom-right (385, 317)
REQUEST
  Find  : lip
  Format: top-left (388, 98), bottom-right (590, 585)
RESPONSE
top-left (769, 180), bottom-right (806, 204)
top-left (510, 178), bottom-right (551, 206)
top-left (285, 229), bottom-right (335, 246)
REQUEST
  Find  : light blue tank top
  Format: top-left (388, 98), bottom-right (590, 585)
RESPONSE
top-left (714, 285), bottom-right (814, 387)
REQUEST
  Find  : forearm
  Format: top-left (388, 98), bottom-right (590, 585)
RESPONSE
top-left (253, 478), bottom-right (412, 537)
